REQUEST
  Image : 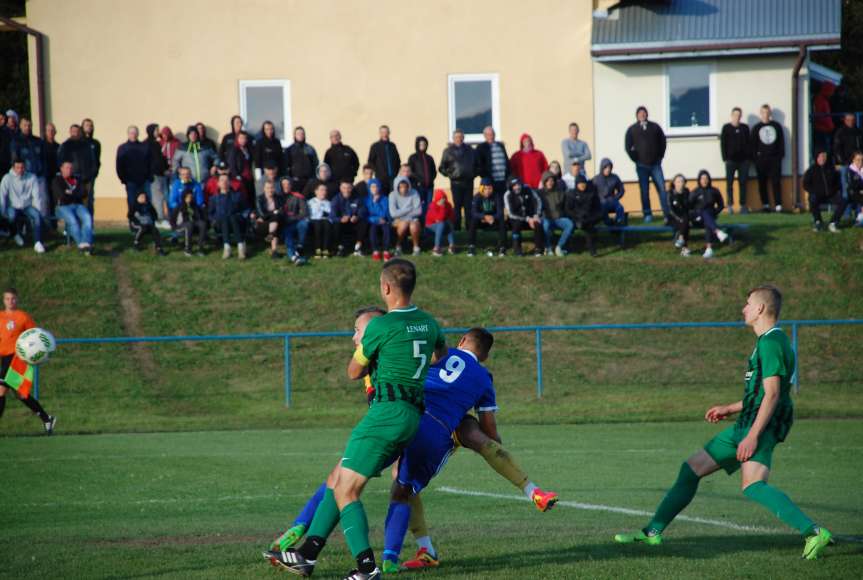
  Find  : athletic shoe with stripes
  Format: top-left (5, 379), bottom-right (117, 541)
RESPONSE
top-left (262, 548), bottom-right (315, 576)
top-left (342, 568), bottom-right (381, 579)
top-left (531, 488), bottom-right (559, 512)
top-left (43, 415), bottom-right (57, 435)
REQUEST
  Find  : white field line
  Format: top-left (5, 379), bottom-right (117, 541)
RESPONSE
top-left (437, 486), bottom-right (781, 534)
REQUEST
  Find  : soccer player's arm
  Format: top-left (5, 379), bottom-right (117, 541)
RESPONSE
top-left (737, 341), bottom-right (785, 461)
top-left (348, 321), bottom-right (380, 381)
top-left (476, 379), bottom-right (501, 444)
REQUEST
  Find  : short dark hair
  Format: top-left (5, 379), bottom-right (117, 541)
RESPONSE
top-left (11, 157), bottom-right (24, 165)
top-left (636, 106), bottom-right (648, 116)
top-left (748, 285), bottom-right (782, 319)
top-left (464, 327), bottom-right (494, 358)
top-left (381, 258), bottom-right (416, 296)
top-left (731, 107), bottom-right (742, 114)
top-left (354, 305), bottom-right (386, 319)
top-left (761, 103), bottom-right (771, 110)
top-left (569, 122), bottom-right (580, 131)
top-left (3, 287), bottom-right (18, 297)
top-left (362, 164), bottom-right (374, 172)
top-left (379, 124), bottom-right (390, 131)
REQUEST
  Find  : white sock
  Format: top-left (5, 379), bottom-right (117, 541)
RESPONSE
top-left (523, 482), bottom-right (539, 499)
top-left (416, 535), bottom-right (435, 557)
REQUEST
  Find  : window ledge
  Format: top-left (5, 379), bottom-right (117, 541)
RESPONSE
top-left (666, 131), bottom-right (719, 139)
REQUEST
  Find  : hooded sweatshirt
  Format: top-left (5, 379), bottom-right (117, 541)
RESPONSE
top-left (536, 170), bottom-right (565, 220)
top-left (145, 124), bottom-right (167, 176)
top-left (284, 138), bottom-right (319, 183)
top-left (302, 162), bottom-right (338, 200)
top-left (388, 176), bottom-right (422, 221)
top-left (174, 139), bottom-right (216, 183)
top-left (504, 179), bottom-right (542, 222)
top-left (690, 170), bottom-right (724, 215)
top-left (813, 83), bottom-right (836, 134)
top-left (592, 158), bottom-right (624, 203)
top-left (802, 158), bottom-right (839, 199)
top-left (159, 127), bottom-right (181, 173)
top-left (509, 134), bottom-right (549, 189)
top-left (253, 131), bottom-right (283, 173)
top-left (425, 189), bottom-right (454, 227)
top-left (408, 137), bottom-right (438, 189)
top-left (364, 179), bottom-right (390, 223)
top-left (0, 169), bottom-right (42, 214)
top-left (667, 181), bottom-right (691, 221)
top-left (564, 174), bottom-right (601, 225)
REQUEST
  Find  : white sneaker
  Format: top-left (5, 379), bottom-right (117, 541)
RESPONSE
top-left (674, 235), bottom-right (684, 249)
top-left (156, 220), bottom-right (171, 230)
top-left (775, 205), bottom-right (783, 213)
top-left (34, 241), bottom-right (46, 254)
top-left (856, 211), bottom-right (863, 224)
top-left (14, 234), bottom-right (24, 247)
top-left (238, 242), bottom-right (247, 260)
top-left (222, 244), bottom-right (231, 259)
top-left (554, 246), bottom-right (565, 257)
top-left (715, 230), bottom-right (729, 243)
top-left (412, 246), bottom-right (421, 256)
top-left (702, 247), bottom-right (714, 259)
top-left (680, 247), bottom-right (691, 257)
top-left (828, 222), bottom-right (839, 233)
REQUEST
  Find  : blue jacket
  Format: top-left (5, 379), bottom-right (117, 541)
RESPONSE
top-left (331, 192), bottom-right (364, 223)
top-left (10, 134), bottom-right (46, 178)
top-left (207, 190), bottom-right (245, 221)
top-left (168, 177), bottom-right (204, 210)
top-left (364, 194), bottom-right (390, 223)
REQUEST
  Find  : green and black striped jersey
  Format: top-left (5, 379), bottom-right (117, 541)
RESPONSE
top-left (736, 327), bottom-right (795, 441)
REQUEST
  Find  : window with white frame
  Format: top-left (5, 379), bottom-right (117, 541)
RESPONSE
top-left (665, 62), bottom-right (716, 135)
top-left (448, 74), bottom-right (500, 143)
top-left (239, 80), bottom-right (292, 146)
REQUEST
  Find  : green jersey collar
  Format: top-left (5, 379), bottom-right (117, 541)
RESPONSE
top-left (391, 305), bottom-right (418, 313)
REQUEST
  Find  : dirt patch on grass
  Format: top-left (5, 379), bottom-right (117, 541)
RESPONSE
top-left (111, 255), bottom-right (158, 380)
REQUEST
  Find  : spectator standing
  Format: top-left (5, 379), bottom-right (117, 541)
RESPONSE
top-left (253, 121), bottom-right (283, 180)
top-left (331, 179), bottom-right (366, 257)
top-left (504, 177), bottom-right (544, 257)
top-left (324, 129), bottom-right (360, 184)
top-left (537, 171), bottom-right (573, 256)
top-left (195, 122), bottom-right (217, 153)
top-left (174, 126), bottom-right (215, 183)
top-left (439, 128), bottom-right (476, 231)
top-left (52, 161), bottom-right (93, 253)
top-left (832, 113), bottom-right (862, 202)
top-left (803, 150), bottom-right (844, 232)
top-left (364, 178), bottom-right (391, 261)
top-left (208, 173), bottom-right (247, 260)
top-left (81, 118), bottom-right (101, 214)
top-left (145, 123), bottom-right (168, 221)
top-left (0, 111), bottom-right (11, 176)
top-left (43, 123), bottom-right (60, 181)
top-left (367, 125), bottom-right (400, 194)
top-left (281, 177), bottom-right (310, 264)
top-left (510, 133), bottom-right (549, 190)
top-left (128, 191), bottom-right (165, 255)
top-left (561, 122), bottom-right (591, 174)
top-left (218, 115), bottom-right (245, 161)
top-left (408, 136), bottom-right (437, 214)
top-left (10, 118), bottom-right (48, 211)
top-left (720, 107), bottom-right (751, 213)
top-left (227, 131), bottom-right (254, 205)
top-left (157, 126), bottom-right (181, 221)
top-left (690, 170), bottom-right (729, 259)
top-left (667, 174), bottom-right (691, 256)
top-left (624, 106), bottom-right (668, 222)
top-left (563, 174), bottom-right (602, 256)
top-left (812, 82), bottom-right (836, 156)
top-left (593, 158), bottom-right (626, 225)
top-left (1, 159), bottom-right (46, 253)
top-left (389, 176), bottom-right (422, 256)
top-left (59, 124), bottom-right (97, 216)
top-left (307, 183), bottom-right (333, 258)
top-left (425, 188), bottom-right (455, 257)
top-left (474, 126), bottom-right (509, 200)
top-left (467, 178), bottom-right (506, 257)
top-left (283, 126), bottom-right (319, 194)
top-left (751, 104), bottom-right (785, 212)
top-left (115, 125), bottom-right (152, 212)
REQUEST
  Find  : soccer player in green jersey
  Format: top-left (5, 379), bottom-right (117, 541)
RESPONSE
top-left (615, 285), bottom-right (833, 560)
top-left (268, 259), bottom-right (446, 579)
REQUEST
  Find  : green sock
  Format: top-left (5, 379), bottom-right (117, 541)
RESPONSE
top-left (306, 488), bottom-right (340, 540)
top-left (647, 462), bottom-right (701, 533)
top-left (743, 481), bottom-right (816, 535)
top-left (340, 500), bottom-right (371, 558)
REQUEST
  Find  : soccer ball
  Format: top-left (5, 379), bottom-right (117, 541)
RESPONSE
top-left (15, 328), bottom-right (57, 366)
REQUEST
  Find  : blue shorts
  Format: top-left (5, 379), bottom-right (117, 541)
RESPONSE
top-left (397, 413), bottom-right (455, 494)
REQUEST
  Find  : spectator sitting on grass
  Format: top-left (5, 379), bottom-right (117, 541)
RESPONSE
top-left (52, 160), bottom-right (93, 254)
top-left (171, 188), bottom-right (207, 257)
top-left (0, 158), bottom-right (46, 254)
top-left (802, 150), bottom-right (844, 233)
top-left (593, 158), bottom-right (626, 226)
top-left (251, 180), bottom-right (285, 258)
top-left (389, 175), bottom-right (422, 256)
top-left (331, 179), bottom-right (366, 257)
top-left (563, 174), bottom-right (602, 257)
top-left (468, 177), bottom-right (507, 257)
top-left (425, 188), bottom-right (455, 257)
top-left (128, 191), bottom-right (165, 255)
top-left (208, 173), bottom-right (247, 260)
top-left (537, 171), bottom-right (573, 257)
top-left (364, 178), bottom-right (391, 261)
top-left (307, 183), bottom-right (333, 259)
top-left (667, 174), bottom-right (692, 257)
top-left (504, 177), bottom-right (544, 257)
top-left (690, 170), bottom-right (728, 260)
top-left (282, 177), bottom-right (309, 265)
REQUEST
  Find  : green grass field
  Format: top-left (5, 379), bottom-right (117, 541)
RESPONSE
top-left (1, 422), bottom-right (861, 579)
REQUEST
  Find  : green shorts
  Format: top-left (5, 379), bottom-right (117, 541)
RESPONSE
top-left (703, 425), bottom-right (780, 474)
top-left (341, 401), bottom-right (421, 478)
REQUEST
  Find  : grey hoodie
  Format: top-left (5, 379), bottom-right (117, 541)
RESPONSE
top-left (0, 168), bottom-right (44, 215)
top-left (388, 176), bottom-right (422, 220)
top-left (592, 158), bottom-right (625, 203)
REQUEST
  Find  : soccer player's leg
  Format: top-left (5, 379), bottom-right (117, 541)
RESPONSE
top-left (455, 415), bottom-right (558, 512)
top-left (739, 445), bottom-right (832, 560)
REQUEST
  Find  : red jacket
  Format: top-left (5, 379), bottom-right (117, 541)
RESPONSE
top-left (509, 133), bottom-right (549, 189)
top-left (813, 82), bottom-right (835, 134)
top-left (425, 189), bottom-right (454, 227)
top-left (203, 175), bottom-right (244, 204)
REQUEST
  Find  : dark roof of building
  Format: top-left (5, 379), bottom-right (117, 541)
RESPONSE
top-left (592, 0), bottom-right (842, 60)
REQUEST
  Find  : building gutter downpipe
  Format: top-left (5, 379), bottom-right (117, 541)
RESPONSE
top-left (791, 44), bottom-right (807, 210)
top-left (0, 16), bottom-right (47, 136)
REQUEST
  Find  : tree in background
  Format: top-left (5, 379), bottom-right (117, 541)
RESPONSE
top-left (812, 0), bottom-right (862, 112)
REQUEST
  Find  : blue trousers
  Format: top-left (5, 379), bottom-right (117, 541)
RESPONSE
top-left (56, 204), bottom-right (94, 245)
top-left (283, 219), bottom-right (309, 257)
top-left (635, 163), bottom-right (669, 217)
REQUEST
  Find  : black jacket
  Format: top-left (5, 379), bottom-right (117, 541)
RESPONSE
top-left (255, 193), bottom-right (286, 221)
top-left (128, 199), bottom-right (158, 226)
top-left (52, 174), bottom-right (86, 206)
top-left (324, 143), bottom-right (360, 183)
top-left (0, 126), bottom-right (11, 176)
top-left (367, 140), bottom-right (401, 191)
top-left (720, 123), bottom-right (751, 162)
top-left (84, 136), bottom-right (101, 177)
top-left (59, 138), bottom-right (98, 181)
top-left (563, 183), bottom-right (602, 226)
top-left (504, 186), bottom-right (542, 221)
top-left (171, 198), bottom-right (207, 225)
top-left (253, 136), bottom-right (283, 172)
top-left (145, 124), bottom-right (166, 176)
top-left (227, 145), bottom-right (253, 181)
top-left (474, 141), bottom-right (510, 181)
top-left (439, 143), bottom-right (475, 182)
top-left (45, 140), bottom-right (60, 180)
top-left (751, 121), bottom-right (785, 161)
top-left (844, 168), bottom-right (863, 204)
top-left (803, 163), bottom-right (839, 199)
top-left (690, 171), bottom-right (724, 216)
top-left (667, 187), bottom-right (691, 221)
top-left (283, 141), bottom-right (318, 182)
top-left (471, 194), bottom-right (503, 220)
top-left (408, 149), bottom-right (437, 189)
top-left (116, 140), bottom-right (152, 184)
top-left (625, 121), bottom-right (666, 166)
top-left (832, 125), bottom-right (863, 166)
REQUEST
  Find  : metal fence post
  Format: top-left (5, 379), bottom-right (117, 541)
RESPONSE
top-left (284, 335), bottom-right (292, 407)
top-left (535, 328), bottom-right (543, 399)
top-left (33, 364), bottom-right (40, 400)
top-left (791, 323), bottom-right (800, 392)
